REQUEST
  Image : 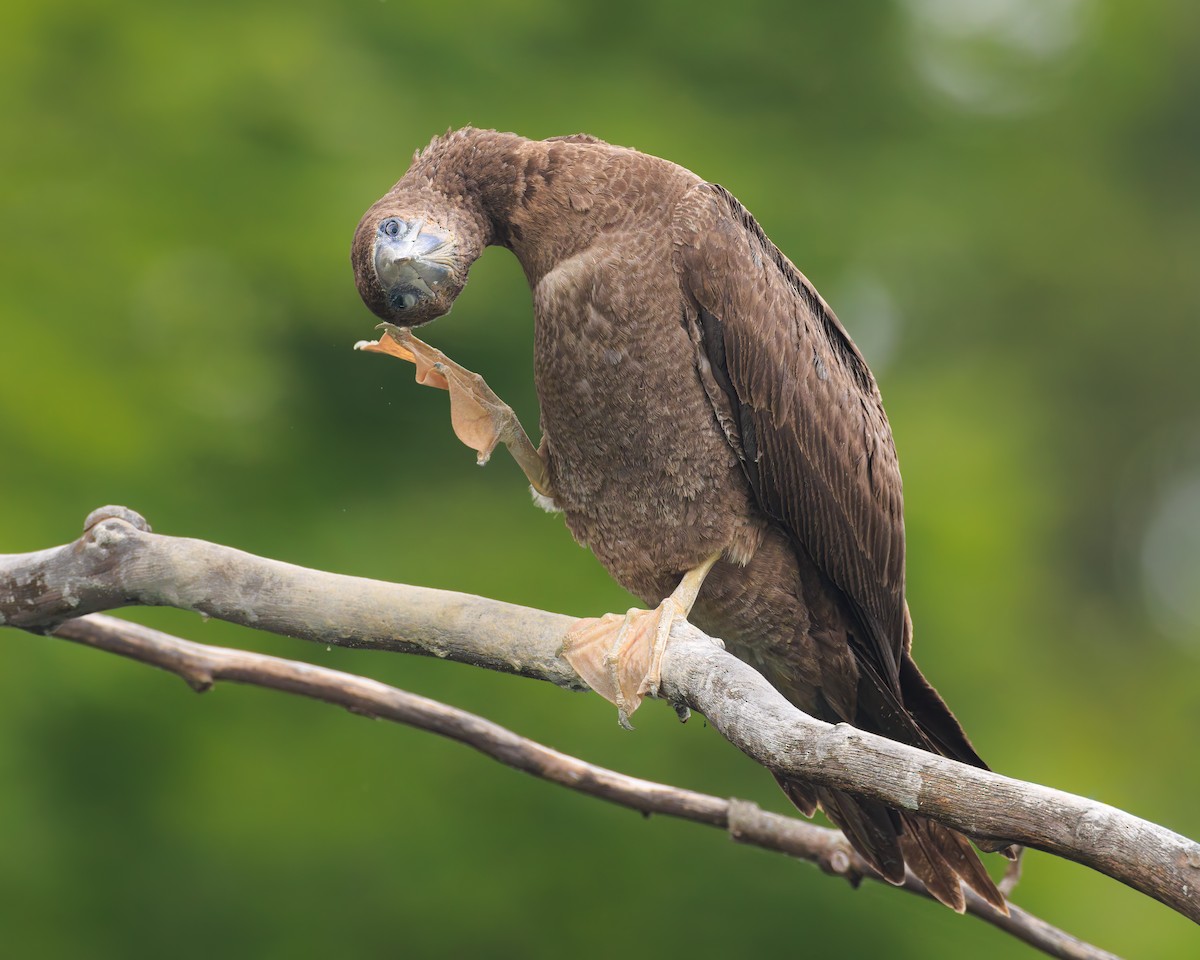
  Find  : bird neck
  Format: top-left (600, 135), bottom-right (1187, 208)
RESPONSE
top-left (408, 128), bottom-right (627, 286)
top-left (405, 128), bottom-right (530, 249)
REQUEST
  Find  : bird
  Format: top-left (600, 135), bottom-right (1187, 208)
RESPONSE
top-left (351, 127), bottom-right (1009, 912)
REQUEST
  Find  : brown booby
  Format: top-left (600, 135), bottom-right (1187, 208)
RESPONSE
top-left (351, 127), bottom-right (1009, 912)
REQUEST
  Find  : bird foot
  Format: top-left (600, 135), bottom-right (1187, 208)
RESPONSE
top-left (563, 598), bottom-right (689, 730)
top-left (355, 323), bottom-right (552, 495)
top-left (563, 552), bottom-right (721, 729)
top-left (355, 323), bottom-right (512, 464)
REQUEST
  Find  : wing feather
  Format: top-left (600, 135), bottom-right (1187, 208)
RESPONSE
top-left (673, 182), bottom-right (907, 689)
top-left (671, 184), bottom-right (1010, 909)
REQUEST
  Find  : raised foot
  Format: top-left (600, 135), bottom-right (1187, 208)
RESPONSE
top-left (562, 553), bottom-right (721, 729)
top-left (355, 323), bottom-right (551, 495)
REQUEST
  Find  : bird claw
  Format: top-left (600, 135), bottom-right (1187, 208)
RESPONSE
top-left (356, 324), bottom-right (511, 463)
top-left (563, 553), bottom-right (720, 728)
top-left (563, 599), bottom-right (687, 729)
top-left (356, 324), bottom-right (553, 494)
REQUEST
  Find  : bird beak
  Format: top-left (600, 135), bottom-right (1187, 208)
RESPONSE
top-left (373, 218), bottom-right (456, 314)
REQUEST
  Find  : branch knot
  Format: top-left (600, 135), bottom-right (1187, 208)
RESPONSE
top-left (83, 506), bottom-right (151, 536)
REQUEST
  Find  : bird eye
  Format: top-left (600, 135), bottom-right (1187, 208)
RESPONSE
top-left (381, 218), bottom-right (402, 238)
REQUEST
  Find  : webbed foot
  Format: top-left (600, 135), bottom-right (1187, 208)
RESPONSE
top-left (563, 553), bottom-right (720, 728)
top-left (355, 323), bottom-right (551, 496)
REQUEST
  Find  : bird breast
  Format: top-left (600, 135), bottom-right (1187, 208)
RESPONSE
top-left (531, 244), bottom-right (765, 602)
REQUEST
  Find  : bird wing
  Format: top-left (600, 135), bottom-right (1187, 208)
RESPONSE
top-left (672, 181), bottom-right (908, 694)
top-left (671, 186), bottom-right (1011, 912)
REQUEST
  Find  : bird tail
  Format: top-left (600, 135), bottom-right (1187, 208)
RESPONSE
top-left (772, 653), bottom-right (1011, 913)
top-left (774, 776), bottom-right (1004, 912)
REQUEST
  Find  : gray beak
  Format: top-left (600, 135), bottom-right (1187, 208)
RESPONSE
top-left (373, 218), bottom-right (455, 312)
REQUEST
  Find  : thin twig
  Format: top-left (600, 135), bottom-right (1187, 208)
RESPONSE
top-left (45, 612), bottom-right (1118, 960)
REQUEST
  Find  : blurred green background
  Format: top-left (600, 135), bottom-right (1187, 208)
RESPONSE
top-left (2, 0), bottom-right (1198, 956)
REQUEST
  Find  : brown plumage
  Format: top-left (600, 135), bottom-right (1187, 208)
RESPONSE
top-left (352, 127), bottom-right (1006, 912)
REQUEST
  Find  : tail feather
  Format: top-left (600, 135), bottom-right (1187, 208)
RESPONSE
top-left (763, 650), bottom-right (1010, 913)
top-left (900, 814), bottom-right (1006, 912)
top-left (898, 654), bottom-right (987, 768)
top-left (776, 779), bottom-right (1007, 912)
top-left (812, 784), bottom-right (906, 884)
top-left (775, 774), bottom-right (908, 887)
top-left (774, 772), bottom-right (818, 817)
top-left (898, 815), bottom-right (966, 911)
top-left (919, 817), bottom-right (1008, 912)
top-left (898, 656), bottom-right (1020, 863)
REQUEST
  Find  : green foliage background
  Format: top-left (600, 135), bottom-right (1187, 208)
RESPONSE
top-left (2, 1), bottom-right (1198, 956)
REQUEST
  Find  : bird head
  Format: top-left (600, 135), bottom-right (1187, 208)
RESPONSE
top-left (351, 197), bottom-right (478, 326)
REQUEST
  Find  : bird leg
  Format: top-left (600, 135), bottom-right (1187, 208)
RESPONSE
top-left (358, 323), bottom-right (714, 726)
top-left (564, 552), bottom-right (721, 729)
top-left (354, 323), bottom-right (552, 497)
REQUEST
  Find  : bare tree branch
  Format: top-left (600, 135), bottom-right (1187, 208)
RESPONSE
top-left (2, 506), bottom-right (1197, 931)
top-left (44, 612), bottom-right (1116, 960)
